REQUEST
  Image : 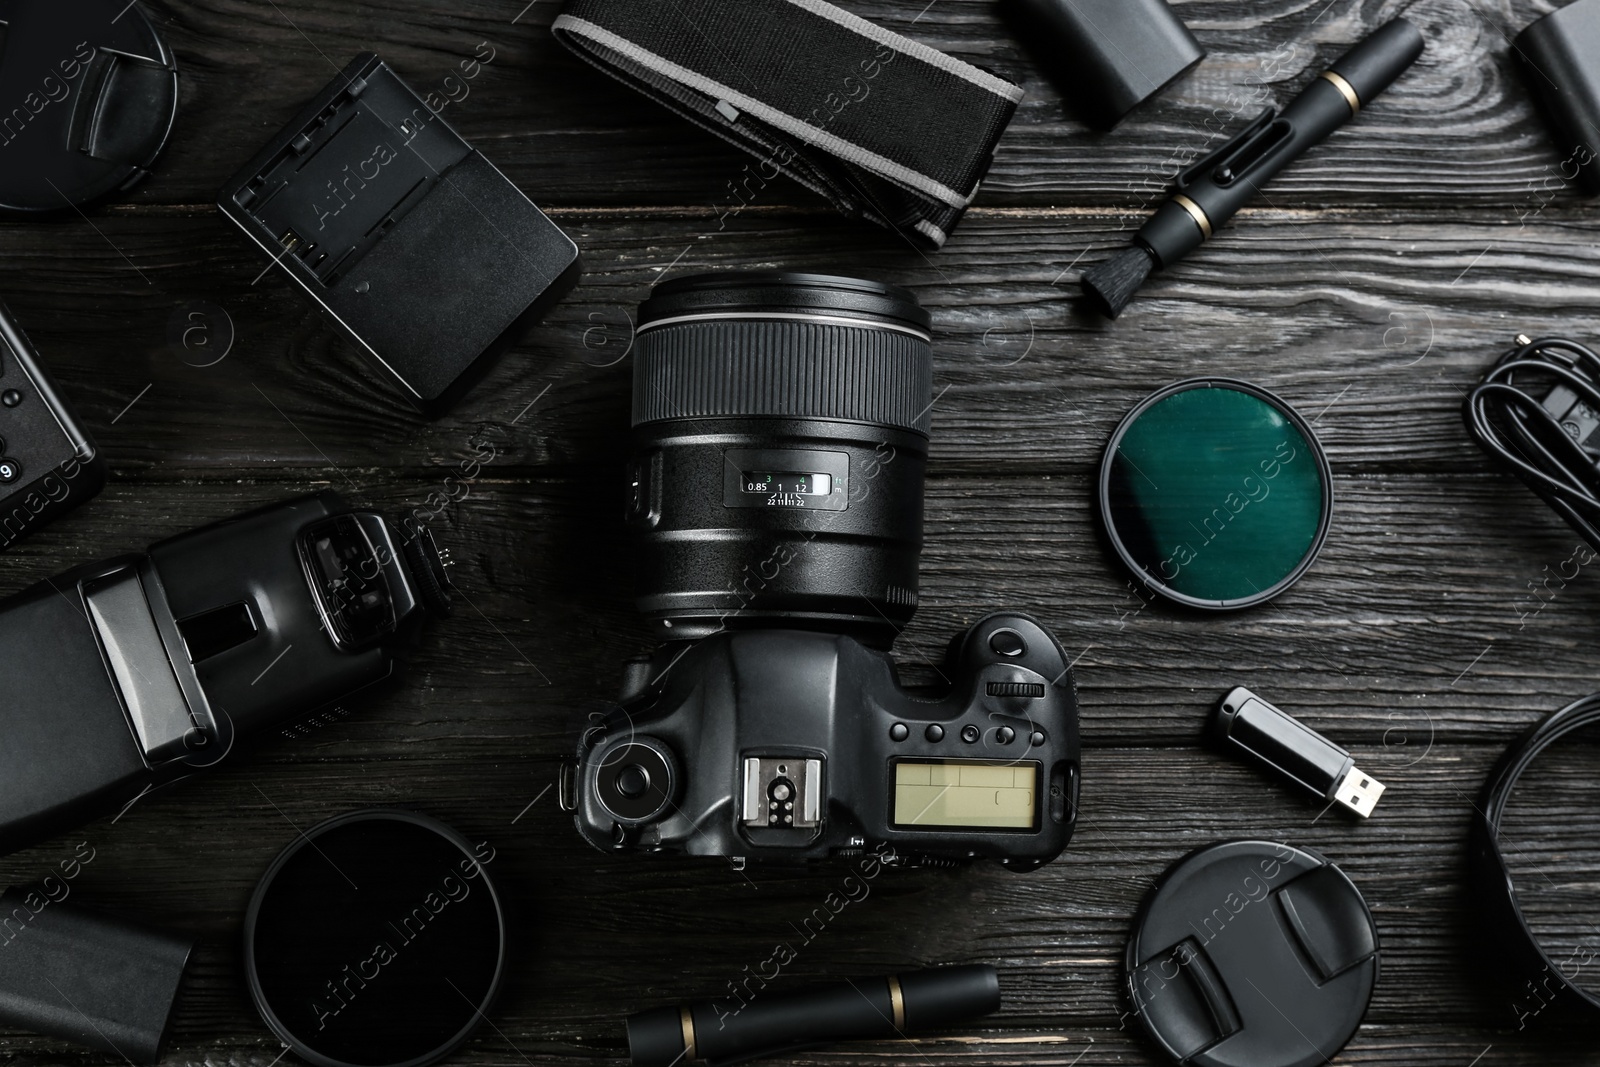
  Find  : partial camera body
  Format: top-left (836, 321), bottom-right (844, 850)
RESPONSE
top-left (571, 613), bottom-right (1079, 869)
top-left (567, 272), bottom-right (1082, 869)
top-left (0, 491), bottom-right (449, 857)
top-left (0, 303), bottom-right (105, 549)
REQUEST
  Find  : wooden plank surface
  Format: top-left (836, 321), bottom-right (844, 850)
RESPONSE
top-left (2, 0), bottom-right (1599, 1064)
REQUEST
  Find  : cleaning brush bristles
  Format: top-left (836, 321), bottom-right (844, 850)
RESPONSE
top-left (1081, 244), bottom-right (1157, 319)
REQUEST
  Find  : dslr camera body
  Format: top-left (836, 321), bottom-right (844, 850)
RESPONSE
top-left (577, 616), bottom-right (1079, 869)
top-left (0, 491), bottom-right (450, 857)
top-left (565, 273), bottom-right (1080, 869)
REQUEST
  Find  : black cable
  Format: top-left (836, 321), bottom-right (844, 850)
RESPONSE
top-left (1465, 335), bottom-right (1600, 553)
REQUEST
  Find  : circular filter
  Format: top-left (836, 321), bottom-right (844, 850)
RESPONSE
top-left (1126, 840), bottom-right (1379, 1067)
top-left (244, 810), bottom-right (507, 1067)
top-left (0, 0), bottom-right (180, 216)
top-left (1098, 378), bottom-right (1332, 610)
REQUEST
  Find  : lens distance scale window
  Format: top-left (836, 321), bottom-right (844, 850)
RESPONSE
top-left (723, 448), bottom-right (849, 511)
top-left (741, 471), bottom-right (833, 498)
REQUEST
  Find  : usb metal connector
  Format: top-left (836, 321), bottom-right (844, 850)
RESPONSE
top-left (1333, 764), bottom-right (1386, 818)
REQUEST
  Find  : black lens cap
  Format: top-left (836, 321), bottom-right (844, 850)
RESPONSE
top-left (244, 810), bottom-right (508, 1067)
top-left (1126, 840), bottom-right (1378, 1067)
top-left (0, 0), bottom-right (179, 216)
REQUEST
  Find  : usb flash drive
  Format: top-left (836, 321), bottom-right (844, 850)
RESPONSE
top-left (1213, 687), bottom-right (1386, 817)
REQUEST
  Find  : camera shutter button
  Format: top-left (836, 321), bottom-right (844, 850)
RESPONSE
top-left (616, 764), bottom-right (650, 799)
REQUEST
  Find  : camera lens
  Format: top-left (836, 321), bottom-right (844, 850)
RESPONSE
top-left (629, 272), bottom-right (933, 645)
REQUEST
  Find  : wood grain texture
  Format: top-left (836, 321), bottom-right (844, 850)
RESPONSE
top-left (1, 213), bottom-right (1598, 477)
top-left (1, 0), bottom-right (1598, 1064)
top-left (100, 0), bottom-right (1600, 209)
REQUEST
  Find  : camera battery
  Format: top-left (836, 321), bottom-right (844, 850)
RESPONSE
top-left (217, 53), bottom-right (581, 416)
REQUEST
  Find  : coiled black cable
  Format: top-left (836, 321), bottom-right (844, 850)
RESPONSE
top-left (1465, 335), bottom-right (1600, 553)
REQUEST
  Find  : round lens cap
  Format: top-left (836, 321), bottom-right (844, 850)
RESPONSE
top-left (244, 810), bottom-right (508, 1067)
top-left (1098, 378), bottom-right (1333, 611)
top-left (0, 0), bottom-right (179, 216)
top-left (1126, 840), bottom-right (1379, 1067)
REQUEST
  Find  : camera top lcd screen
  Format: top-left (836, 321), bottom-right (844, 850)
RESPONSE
top-left (891, 760), bottom-right (1039, 830)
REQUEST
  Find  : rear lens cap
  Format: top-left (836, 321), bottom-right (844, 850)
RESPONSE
top-left (1098, 378), bottom-right (1333, 611)
top-left (0, 0), bottom-right (179, 215)
top-left (1127, 840), bottom-right (1379, 1067)
top-left (244, 810), bottom-right (507, 1067)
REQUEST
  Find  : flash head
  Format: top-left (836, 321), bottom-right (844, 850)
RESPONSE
top-left (0, 492), bottom-right (444, 858)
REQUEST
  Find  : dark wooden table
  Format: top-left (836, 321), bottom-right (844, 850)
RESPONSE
top-left (3, 0), bottom-right (1599, 1064)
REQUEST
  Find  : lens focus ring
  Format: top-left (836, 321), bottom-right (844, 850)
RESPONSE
top-left (632, 319), bottom-right (932, 435)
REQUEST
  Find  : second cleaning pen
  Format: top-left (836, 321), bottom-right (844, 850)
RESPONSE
top-left (1083, 17), bottom-right (1426, 317)
top-left (626, 965), bottom-right (1001, 1067)
top-left (1143, 18), bottom-right (1423, 272)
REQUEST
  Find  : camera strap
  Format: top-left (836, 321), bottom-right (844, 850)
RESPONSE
top-left (551, 0), bottom-right (1023, 249)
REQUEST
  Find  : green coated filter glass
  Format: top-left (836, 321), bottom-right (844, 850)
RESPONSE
top-left (1101, 380), bottom-right (1331, 609)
